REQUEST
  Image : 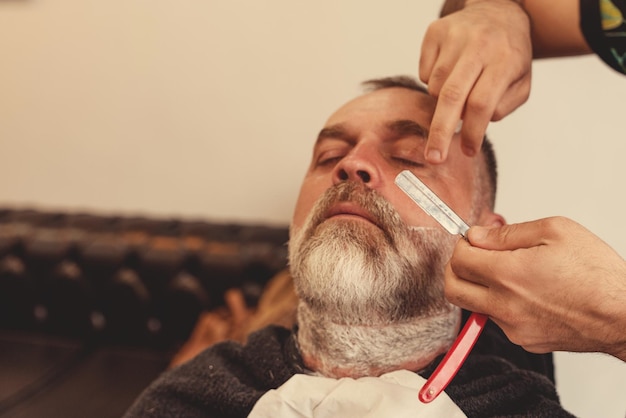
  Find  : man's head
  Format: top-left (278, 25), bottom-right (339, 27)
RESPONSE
top-left (288, 76), bottom-right (504, 378)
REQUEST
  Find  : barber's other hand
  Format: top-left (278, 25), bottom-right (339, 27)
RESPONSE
top-left (420, 0), bottom-right (532, 163)
top-left (445, 217), bottom-right (626, 362)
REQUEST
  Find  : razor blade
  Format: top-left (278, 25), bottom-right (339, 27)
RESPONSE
top-left (395, 170), bottom-right (488, 404)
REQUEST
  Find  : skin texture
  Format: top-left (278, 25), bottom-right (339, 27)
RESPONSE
top-left (170, 85), bottom-right (504, 371)
top-left (445, 217), bottom-right (626, 362)
top-left (429, 0), bottom-right (625, 363)
top-left (421, 0), bottom-right (591, 164)
top-left (291, 87), bottom-right (501, 232)
top-left (290, 86), bottom-right (504, 376)
top-left (171, 0), bottom-right (616, 368)
top-left (420, 0), bottom-right (532, 163)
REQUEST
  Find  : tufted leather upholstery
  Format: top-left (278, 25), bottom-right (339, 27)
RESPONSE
top-left (0, 208), bottom-right (289, 418)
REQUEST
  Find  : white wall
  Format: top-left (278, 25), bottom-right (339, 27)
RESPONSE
top-left (1, 1), bottom-right (624, 416)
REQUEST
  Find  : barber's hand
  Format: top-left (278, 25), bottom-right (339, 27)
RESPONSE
top-left (445, 217), bottom-right (626, 362)
top-left (420, 0), bottom-right (532, 163)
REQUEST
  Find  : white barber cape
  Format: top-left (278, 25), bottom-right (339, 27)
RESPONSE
top-left (248, 369), bottom-right (467, 417)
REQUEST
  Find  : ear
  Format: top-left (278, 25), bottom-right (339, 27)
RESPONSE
top-left (477, 211), bottom-right (506, 227)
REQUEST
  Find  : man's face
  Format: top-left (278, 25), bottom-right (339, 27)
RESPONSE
top-left (289, 87), bottom-right (495, 327)
top-left (292, 87), bottom-right (482, 237)
top-left (288, 86), bottom-right (502, 373)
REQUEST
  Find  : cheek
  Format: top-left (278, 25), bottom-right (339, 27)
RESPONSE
top-left (291, 177), bottom-right (327, 232)
top-left (396, 202), bottom-right (441, 229)
top-left (388, 180), bottom-right (473, 229)
top-left (378, 187), bottom-right (438, 229)
top-left (438, 178), bottom-right (476, 221)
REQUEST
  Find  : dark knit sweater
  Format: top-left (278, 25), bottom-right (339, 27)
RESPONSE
top-left (124, 312), bottom-right (575, 418)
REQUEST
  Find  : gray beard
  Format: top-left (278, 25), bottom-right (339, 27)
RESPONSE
top-left (288, 182), bottom-right (461, 377)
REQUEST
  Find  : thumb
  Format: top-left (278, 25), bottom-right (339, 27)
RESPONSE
top-left (467, 220), bottom-right (547, 251)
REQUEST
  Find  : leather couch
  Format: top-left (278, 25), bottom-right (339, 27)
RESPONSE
top-left (0, 208), bottom-right (288, 418)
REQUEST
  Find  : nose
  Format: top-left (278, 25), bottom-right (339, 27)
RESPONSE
top-left (332, 145), bottom-right (381, 187)
top-left (338, 169), bottom-right (370, 182)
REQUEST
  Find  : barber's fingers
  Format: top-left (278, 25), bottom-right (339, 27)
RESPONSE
top-left (491, 75), bottom-right (531, 121)
top-left (419, 19), bottom-right (461, 97)
top-left (427, 61), bottom-right (515, 162)
top-left (420, 36), bottom-right (529, 162)
top-left (418, 24), bottom-right (440, 87)
top-left (469, 25), bottom-right (532, 124)
top-left (446, 259), bottom-right (553, 354)
top-left (457, 58), bottom-right (531, 156)
top-left (467, 218), bottom-right (565, 251)
top-left (419, 21), bottom-right (469, 163)
top-left (446, 238), bottom-right (506, 288)
top-left (445, 238), bottom-right (529, 322)
top-left (422, 51), bottom-right (485, 162)
top-left (444, 247), bottom-right (492, 314)
top-left (455, 72), bottom-right (512, 157)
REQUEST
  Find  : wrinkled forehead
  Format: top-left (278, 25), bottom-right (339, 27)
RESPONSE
top-left (324, 87), bottom-right (437, 128)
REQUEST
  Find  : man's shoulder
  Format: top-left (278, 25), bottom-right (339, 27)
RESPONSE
top-left (444, 353), bottom-right (575, 417)
top-left (123, 325), bottom-right (302, 418)
top-left (208, 324), bottom-right (305, 379)
top-left (427, 312), bottom-right (573, 417)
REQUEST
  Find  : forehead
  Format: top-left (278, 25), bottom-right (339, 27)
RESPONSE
top-left (325, 87), bottom-right (436, 129)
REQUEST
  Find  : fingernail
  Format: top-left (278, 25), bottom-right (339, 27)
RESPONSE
top-left (468, 226), bottom-right (488, 242)
top-left (462, 144), bottom-right (476, 156)
top-left (426, 149), bottom-right (442, 163)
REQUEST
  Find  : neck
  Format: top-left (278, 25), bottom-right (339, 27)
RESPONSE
top-left (296, 302), bottom-right (460, 378)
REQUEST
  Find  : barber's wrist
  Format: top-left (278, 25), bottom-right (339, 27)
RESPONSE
top-left (602, 260), bottom-right (626, 362)
top-left (441, 0), bottom-right (525, 17)
top-left (612, 262), bottom-right (626, 362)
top-left (465, 0), bottom-right (523, 5)
top-left (614, 346), bottom-right (626, 363)
top-left (607, 324), bottom-right (626, 362)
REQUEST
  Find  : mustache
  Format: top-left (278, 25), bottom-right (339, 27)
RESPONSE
top-left (305, 182), bottom-right (406, 244)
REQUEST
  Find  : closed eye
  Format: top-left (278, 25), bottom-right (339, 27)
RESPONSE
top-left (313, 137), bottom-right (351, 168)
top-left (392, 157), bottom-right (424, 168)
top-left (315, 149), bottom-right (348, 167)
top-left (317, 156), bottom-right (344, 167)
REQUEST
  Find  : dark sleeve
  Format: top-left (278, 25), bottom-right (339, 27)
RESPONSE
top-left (580, 0), bottom-right (626, 73)
top-left (123, 326), bottom-right (302, 418)
top-left (419, 310), bottom-right (574, 417)
top-left (122, 342), bottom-right (265, 418)
top-left (470, 312), bottom-right (555, 382)
top-left (443, 355), bottom-right (576, 418)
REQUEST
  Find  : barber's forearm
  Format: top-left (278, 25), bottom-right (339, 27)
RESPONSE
top-left (523, 0), bottom-right (591, 58)
top-left (439, 0), bottom-right (465, 17)
top-left (439, 0), bottom-right (522, 16)
top-left (608, 261), bottom-right (626, 363)
top-left (439, 0), bottom-right (592, 57)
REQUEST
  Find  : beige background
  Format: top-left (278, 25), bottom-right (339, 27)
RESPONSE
top-left (1, 1), bottom-right (625, 416)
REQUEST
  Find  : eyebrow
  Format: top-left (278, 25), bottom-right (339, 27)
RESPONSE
top-left (386, 119), bottom-right (428, 140)
top-left (316, 124), bottom-right (353, 144)
top-left (316, 119), bottom-right (429, 145)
